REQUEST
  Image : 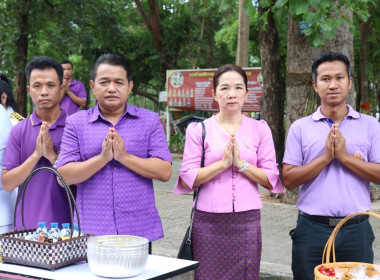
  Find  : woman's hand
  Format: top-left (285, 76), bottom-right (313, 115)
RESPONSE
top-left (221, 135), bottom-right (234, 168)
top-left (231, 134), bottom-right (244, 169)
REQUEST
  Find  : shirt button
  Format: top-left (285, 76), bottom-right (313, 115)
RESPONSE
top-left (115, 205), bottom-right (119, 211)
top-left (114, 185), bottom-right (117, 190)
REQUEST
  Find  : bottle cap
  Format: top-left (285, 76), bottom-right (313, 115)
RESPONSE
top-left (73, 225), bottom-right (79, 230)
top-left (62, 223), bottom-right (70, 228)
top-left (38, 222), bottom-right (46, 227)
top-left (50, 222), bottom-right (59, 228)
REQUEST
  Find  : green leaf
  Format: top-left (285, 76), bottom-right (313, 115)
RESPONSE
top-left (320, 21), bottom-right (333, 32)
top-left (289, 0), bottom-right (309, 15)
top-left (304, 26), bottom-right (314, 36)
top-left (259, 0), bottom-right (273, 8)
top-left (356, 10), bottom-right (369, 22)
top-left (321, 26), bottom-right (337, 40)
top-left (309, 0), bottom-right (322, 9)
top-left (243, 0), bottom-right (256, 17)
top-left (312, 32), bottom-right (325, 47)
top-left (274, 0), bottom-right (288, 9)
top-left (259, 10), bottom-right (270, 29)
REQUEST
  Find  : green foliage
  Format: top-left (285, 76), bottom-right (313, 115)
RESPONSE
top-left (257, 0), bottom-right (377, 48)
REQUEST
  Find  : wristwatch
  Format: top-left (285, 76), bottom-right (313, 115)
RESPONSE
top-left (238, 160), bottom-right (250, 172)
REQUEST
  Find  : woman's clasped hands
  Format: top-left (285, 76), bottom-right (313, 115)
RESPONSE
top-left (222, 134), bottom-right (244, 170)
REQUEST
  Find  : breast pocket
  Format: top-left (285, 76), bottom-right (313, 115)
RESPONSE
top-left (345, 140), bottom-right (370, 162)
top-left (126, 139), bottom-right (149, 158)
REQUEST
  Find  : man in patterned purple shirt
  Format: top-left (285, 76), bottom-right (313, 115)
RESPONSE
top-left (56, 53), bottom-right (172, 252)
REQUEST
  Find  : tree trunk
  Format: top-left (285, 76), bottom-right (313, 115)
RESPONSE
top-left (359, 20), bottom-right (370, 115)
top-left (14, 0), bottom-right (31, 117)
top-left (236, 0), bottom-right (249, 67)
top-left (283, 4), bottom-right (355, 204)
top-left (258, 0), bottom-right (285, 182)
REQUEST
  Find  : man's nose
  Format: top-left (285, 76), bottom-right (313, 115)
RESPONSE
top-left (108, 82), bottom-right (117, 91)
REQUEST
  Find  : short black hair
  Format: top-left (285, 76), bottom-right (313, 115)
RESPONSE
top-left (0, 74), bottom-right (19, 112)
top-left (61, 60), bottom-right (73, 68)
top-left (25, 56), bottom-right (64, 85)
top-left (312, 51), bottom-right (351, 83)
top-left (90, 53), bottom-right (132, 82)
top-left (213, 64), bottom-right (248, 92)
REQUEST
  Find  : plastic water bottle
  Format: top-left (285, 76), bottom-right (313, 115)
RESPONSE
top-left (72, 225), bottom-right (84, 237)
top-left (36, 222), bottom-right (48, 242)
top-left (48, 222), bottom-right (61, 243)
top-left (59, 223), bottom-right (72, 240)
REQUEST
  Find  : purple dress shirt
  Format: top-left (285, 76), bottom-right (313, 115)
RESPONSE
top-left (60, 79), bottom-right (87, 115)
top-left (2, 110), bottom-right (71, 230)
top-left (173, 114), bottom-right (283, 213)
top-left (56, 104), bottom-right (172, 241)
top-left (283, 105), bottom-right (380, 216)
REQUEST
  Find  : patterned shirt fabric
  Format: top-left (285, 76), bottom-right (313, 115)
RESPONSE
top-left (2, 110), bottom-right (71, 230)
top-left (174, 114), bottom-right (283, 213)
top-left (283, 105), bottom-right (380, 217)
top-left (60, 78), bottom-right (87, 115)
top-left (56, 103), bottom-right (172, 241)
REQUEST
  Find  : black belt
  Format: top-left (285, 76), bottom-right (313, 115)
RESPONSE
top-left (299, 211), bottom-right (369, 227)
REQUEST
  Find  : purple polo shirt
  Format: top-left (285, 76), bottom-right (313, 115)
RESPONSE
top-left (283, 105), bottom-right (380, 217)
top-left (60, 78), bottom-right (87, 115)
top-left (56, 103), bottom-right (172, 241)
top-left (3, 110), bottom-right (71, 230)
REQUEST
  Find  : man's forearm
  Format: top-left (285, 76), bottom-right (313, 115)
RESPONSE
top-left (66, 90), bottom-right (86, 107)
top-left (57, 154), bottom-right (109, 186)
top-left (283, 155), bottom-right (332, 190)
top-left (339, 154), bottom-right (380, 184)
top-left (117, 155), bottom-right (172, 182)
top-left (1, 153), bottom-right (41, 192)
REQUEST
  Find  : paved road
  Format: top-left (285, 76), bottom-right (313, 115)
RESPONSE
top-left (152, 156), bottom-right (380, 279)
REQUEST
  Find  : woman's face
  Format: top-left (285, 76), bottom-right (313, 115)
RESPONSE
top-left (1, 93), bottom-right (7, 108)
top-left (213, 70), bottom-right (248, 114)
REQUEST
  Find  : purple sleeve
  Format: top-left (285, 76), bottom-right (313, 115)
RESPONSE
top-left (76, 82), bottom-right (87, 99)
top-left (147, 113), bottom-right (172, 163)
top-left (256, 120), bottom-right (283, 193)
top-left (56, 117), bottom-right (81, 167)
top-left (173, 122), bottom-right (202, 194)
top-left (283, 121), bottom-right (303, 167)
top-left (3, 125), bottom-right (22, 170)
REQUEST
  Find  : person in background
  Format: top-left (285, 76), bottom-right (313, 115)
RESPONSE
top-left (1, 56), bottom-right (70, 230)
top-left (56, 53), bottom-right (172, 254)
top-left (60, 60), bottom-right (87, 115)
top-left (0, 74), bottom-right (23, 126)
top-left (283, 51), bottom-right (380, 280)
top-left (174, 64), bottom-right (283, 279)
top-left (0, 104), bottom-right (14, 233)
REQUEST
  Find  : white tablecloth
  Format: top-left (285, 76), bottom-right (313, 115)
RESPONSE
top-left (0, 255), bottom-right (199, 280)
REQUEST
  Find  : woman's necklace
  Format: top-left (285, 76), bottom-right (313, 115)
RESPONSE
top-left (217, 115), bottom-right (242, 135)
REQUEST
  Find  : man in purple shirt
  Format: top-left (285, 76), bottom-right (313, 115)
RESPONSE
top-left (1, 56), bottom-right (70, 230)
top-left (283, 51), bottom-right (380, 280)
top-left (57, 53), bottom-right (172, 253)
top-left (60, 60), bottom-right (87, 115)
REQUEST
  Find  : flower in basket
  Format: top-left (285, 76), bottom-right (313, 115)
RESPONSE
top-left (319, 265), bottom-right (336, 277)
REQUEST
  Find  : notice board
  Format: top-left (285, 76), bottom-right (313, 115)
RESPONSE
top-left (166, 68), bottom-right (263, 112)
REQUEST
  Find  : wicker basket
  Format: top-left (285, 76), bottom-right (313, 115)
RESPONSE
top-left (0, 167), bottom-right (92, 271)
top-left (314, 212), bottom-right (380, 280)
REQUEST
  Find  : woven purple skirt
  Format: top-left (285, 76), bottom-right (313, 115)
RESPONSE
top-left (192, 209), bottom-right (262, 280)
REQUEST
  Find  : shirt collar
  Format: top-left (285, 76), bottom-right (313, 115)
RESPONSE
top-left (30, 109), bottom-right (67, 129)
top-left (88, 102), bottom-right (138, 123)
top-left (311, 104), bottom-right (360, 121)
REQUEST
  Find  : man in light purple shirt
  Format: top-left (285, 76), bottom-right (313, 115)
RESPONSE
top-left (1, 56), bottom-right (70, 230)
top-left (60, 60), bottom-right (87, 115)
top-left (283, 52), bottom-right (380, 280)
top-left (57, 54), bottom-right (172, 252)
